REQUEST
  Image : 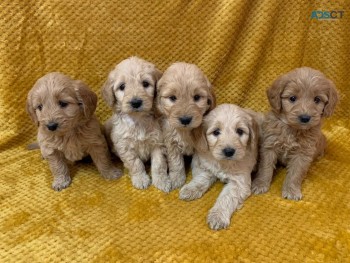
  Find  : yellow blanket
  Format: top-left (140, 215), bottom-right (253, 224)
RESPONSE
top-left (1, 1), bottom-right (349, 262)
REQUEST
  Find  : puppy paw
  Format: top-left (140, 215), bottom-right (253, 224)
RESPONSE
top-left (152, 175), bottom-right (172, 193)
top-left (101, 167), bottom-right (123, 180)
top-left (207, 209), bottom-right (230, 230)
top-left (52, 176), bottom-right (71, 191)
top-left (251, 180), bottom-right (270, 195)
top-left (170, 172), bottom-right (186, 190)
top-left (179, 184), bottom-right (203, 201)
top-left (282, 186), bottom-right (303, 201)
top-left (131, 173), bottom-right (151, 190)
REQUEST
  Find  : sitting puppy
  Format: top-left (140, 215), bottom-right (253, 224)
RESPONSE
top-left (26, 72), bottom-right (122, 191)
top-left (102, 57), bottom-right (171, 192)
top-left (156, 62), bottom-right (215, 190)
top-left (180, 104), bottom-right (259, 230)
top-left (252, 67), bottom-right (339, 200)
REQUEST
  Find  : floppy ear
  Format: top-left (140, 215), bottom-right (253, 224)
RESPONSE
top-left (267, 73), bottom-right (290, 113)
top-left (101, 77), bottom-right (116, 108)
top-left (205, 77), bottom-right (216, 113)
top-left (191, 125), bottom-right (209, 153)
top-left (155, 75), bottom-right (166, 115)
top-left (74, 81), bottom-right (97, 119)
top-left (153, 68), bottom-right (163, 83)
top-left (323, 79), bottom-right (339, 117)
top-left (247, 116), bottom-right (259, 156)
top-left (26, 88), bottom-right (38, 126)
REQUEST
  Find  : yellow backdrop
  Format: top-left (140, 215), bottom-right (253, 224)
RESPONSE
top-left (1, 0), bottom-right (349, 262)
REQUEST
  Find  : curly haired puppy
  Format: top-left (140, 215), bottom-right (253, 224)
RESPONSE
top-left (26, 72), bottom-right (122, 191)
top-left (180, 104), bottom-right (259, 230)
top-left (157, 62), bottom-right (215, 190)
top-left (102, 57), bottom-right (171, 192)
top-left (252, 67), bottom-right (339, 200)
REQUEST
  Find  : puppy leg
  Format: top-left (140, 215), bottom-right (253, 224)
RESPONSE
top-left (207, 175), bottom-right (251, 230)
top-left (46, 151), bottom-right (71, 191)
top-left (89, 143), bottom-right (123, 180)
top-left (167, 145), bottom-right (186, 190)
top-left (282, 155), bottom-right (312, 200)
top-left (179, 155), bottom-right (216, 200)
top-left (251, 149), bottom-right (277, 194)
top-left (151, 146), bottom-right (171, 193)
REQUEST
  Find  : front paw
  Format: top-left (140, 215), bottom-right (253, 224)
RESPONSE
top-left (282, 185), bottom-right (303, 201)
top-left (207, 208), bottom-right (230, 230)
top-left (170, 171), bottom-right (186, 190)
top-left (101, 167), bottom-right (123, 180)
top-left (152, 174), bottom-right (172, 193)
top-left (52, 176), bottom-right (71, 191)
top-left (179, 184), bottom-right (203, 201)
top-left (251, 179), bottom-right (270, 195)
top-left (131, 173), bottom-right (151, 190)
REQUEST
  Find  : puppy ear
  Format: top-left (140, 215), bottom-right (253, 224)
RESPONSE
top-left (101, 77), bottom-right (116, 108)
top-left (247, 116), bottom-right (259, 155)
top-left (74, 81), bottom-right (97, 118)
top-left (267, 73), bottom-right (289, 113)
top-left (153, 68), bottom-right (163, 82)
top-left (26, 89), bottom-right (38, 125)
top-left (205, 77), bottom-right (216, 113)
top-left (323, 79), bottom-right (339, 117)
top-left (192, 125), bottom-right (209, 153)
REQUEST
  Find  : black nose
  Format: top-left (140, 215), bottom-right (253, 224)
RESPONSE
top-left (179, 116), bottom-right (192, 125)
top-left (222, 147), bottom-right (235, 158)
top-left (299, 115), bottom-right (311, 123)
top-left (47, 122), bottom-right (58, 131)
top-left (130, 98), bottom-right (143, 109)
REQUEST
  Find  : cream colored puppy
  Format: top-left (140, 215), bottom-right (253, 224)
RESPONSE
top-left (252, 67), bottom-right (339, 200)
top-left (26, 72), bottom-right (122, 191)
top-left (102, 57), bottom-right (171, 192)
top-left (180, 104), bottom-right (259, 230)
top-left (157, 62), bottom-right (215, 190)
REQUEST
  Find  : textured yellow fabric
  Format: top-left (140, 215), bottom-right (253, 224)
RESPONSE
top-left (1, 0), bottom-right (350, 262)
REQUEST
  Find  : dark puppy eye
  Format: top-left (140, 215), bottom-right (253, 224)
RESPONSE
top-left (119, 83), bottom-right (125, 91)
top-left (236, 128), bottom-right (244, 136)
top-left (37, 104), bottom-right (43, 111)
top-left (142, 81), bottom-right (150, 88)
top-left (194, 94), bottom-right (201, 102)
top-left (59, 101), bottom-right (68, 108)
top-left (169, 95), bottom-right (177, 102)
top-left (314, 96), bottom-right (321, 104)
top-left (213, 129), bottom-right (221, 136)
top-left (289, 96), bottom-right (297, 102)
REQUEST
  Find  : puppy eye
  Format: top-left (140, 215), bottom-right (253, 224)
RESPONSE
top-left (289, 96), bottom-right (297, 103)
top-left (142, 81), bottom-right (150, 88)
top-left (37, 104), bottom-right (43, 111)
top-left (314, 96), bottom-right (321, 104)
top-left (194, 94), bottom-right (201, 102)
top-left (59, 101), bottom-right (68, 108)
top-left (119, 83), bottom-right (125, 91)
top-left (236, 128), bottom-right (244, 136)
top-left (169, 95), bottom-right (177, 102)
top-left (213, 129), bottom-right (221, 136)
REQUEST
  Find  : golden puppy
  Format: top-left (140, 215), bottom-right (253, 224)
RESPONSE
top-left (252, 67), bottom-right (339, 200)
top-left (180, 104), bottom-right (259, 230)
top-left (102, 57), bottom-right (171, 192)
top-left (157, 62), bottom-right (215, 190)
top-left (26, 72), bottom-right (122, 191)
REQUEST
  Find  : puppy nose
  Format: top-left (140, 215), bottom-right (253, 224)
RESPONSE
top-left (299, 115), bottom-right (311, 123)
top-left (47, 122), bottom-right (58, 131)
top-left (179, 116), bottom-right (192, 125)
top-left (222, 147), bottom-right (235, 158)
top-left (130, 98), bottom-right (143, 109)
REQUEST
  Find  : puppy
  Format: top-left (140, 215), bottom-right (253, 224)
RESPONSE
top-left (156, 62), bottom-right (215, 190)
top-left (26, 72), bottom-right (122, 191)
top-left (102, 57), bottom-right (171, 192)
top-left (180, 104), bottom-right (259, 230)
top-left (252, 67), bottom-right (339, 200)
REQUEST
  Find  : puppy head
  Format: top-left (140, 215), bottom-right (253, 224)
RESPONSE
top-left (267, 67), bottom-right (339, 129)
top-left (196, 104), bottom-right (258, 162)
top-left (26, 72), bottom-right (97, 134)
top-left (156, 62), bottom-right (215, 130)
top-left (101, 56), bottom-right (162, 115)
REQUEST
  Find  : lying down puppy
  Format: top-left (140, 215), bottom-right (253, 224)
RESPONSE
top-left (26, 72), bottom-right (122, 191)
top-left (180, 104), bottom-right (261, 230)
